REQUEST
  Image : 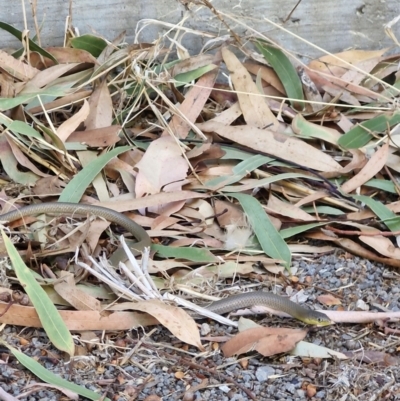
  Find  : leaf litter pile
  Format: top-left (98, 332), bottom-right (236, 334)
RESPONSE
top-left (2, 5), bottom-right (400, 401)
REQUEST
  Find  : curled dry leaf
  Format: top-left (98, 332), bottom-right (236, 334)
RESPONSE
top-left (221, 327), bottom-right (307, 357)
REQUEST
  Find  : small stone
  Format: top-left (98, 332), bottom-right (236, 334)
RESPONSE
top-left (255, 366), bottom-right (275, 382)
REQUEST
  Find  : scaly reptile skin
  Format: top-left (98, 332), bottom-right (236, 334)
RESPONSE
top-left (201, 291), bottom-right (331, 326)
top-left (0, 202), bottom-right (151, 254)
top-left (0, 203), bottom-right (330, 325)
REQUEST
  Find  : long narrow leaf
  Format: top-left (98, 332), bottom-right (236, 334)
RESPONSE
top-left (352, 195), bottom-right (400, 231)
top-left (255, 40), bottom-right (304, 110)
top-left (227, 193), bottom-right (291, 268)
top-left (1, 343), bottom-right (109, 401)
top-left (1, 231), bottom-right (75, 356)
top-left (59, 146), bottom-right (132, 202)
top-left (0, 21), bottom-right (57, 63)
top-left (338, 112), bottom-right (400, 149)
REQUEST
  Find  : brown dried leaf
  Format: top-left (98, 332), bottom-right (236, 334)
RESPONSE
top-left (98, 191), bottom-right (205, 212)
top-left (221, 327), bottom-right (307, 357)
top-left (0, 49), bottom-right (39, 81)
top-left (113, 300), bottom-right (203, 349)
top-left (198, 121), bottom-right (342, 172)
top-left (345, 350), bottom-right (399, 366)
top-left (267, 194), bottom-right (314, 221)
top-left (46, 47), bottom-right (98, 64)
top-left (86, 79), bottom-right (113, 129)
top-left (243, 62), bottom-right (285, 94)
top-left (0, 303), bottom-right (158, 330)
top-left (54, 273), bottom-right (101, 312)
top-left (67, 126), bottom-right (121, 147)
top-left (359, 235), bottom-right (400, 260)
top-left (32, 177), bottom-right (66, 196)
top-left (24, 63), bottom-right (80, 91)
top-left (57, 100), bottom-right (90, 142)
top-left (341, 141), bottom-right (389, 194)
top-left (167, 67), bottom-right (218, 139)
top-left (135, 136), bottom-right (188, 197)
top-left (222, 47), bottom-right (279, 130)
top-left (317, 294), bottom-right (342, 306)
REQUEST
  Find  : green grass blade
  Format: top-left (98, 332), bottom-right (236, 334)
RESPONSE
top-left (280, 222), bottom-right (328, 239)
top-left (152, 244), bottom-right (218, 262)
top-left (59, 146), bottom-right (131, 202)
top-left (0, 21), bottom-right (57, 63)
top-left (255, 40), bottom-right (304, 110)
top-left (338, 112), bottom-right (400, 149)
top-left (227, 193), bottom-right (291, 268)
top-left (1, 231), bottom-right (75, 356)
top-left (70, 34), bottom-right (108, 57)
top-left (352, 194), bottom-right (400, 231)
top-left (1, 343), bottom-right (108, 401)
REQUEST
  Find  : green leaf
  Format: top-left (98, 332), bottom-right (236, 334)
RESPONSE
top-left (301, 206), bottom-right (345, 215)
top-left (1, 344), bottom-right (109, 401)
top-left (226, 193), bottom-right (291, 268)
top-left (364, 179), bottom-right (397, 194)
top-left (292, 114), bottom-right (340, 145)
top-left (152, 244), bottom-right (218, 263)
top-left (1, 231), bottom-right (75, 355)
top-left (8, 120), bottom-right (43, 139)
top-left (0, 87), bottom-right (68, 112)
top-left (222, 172), bottom-right (321, 193)
top-left (338, 112), bottom-right (400, 149)
top-left (174, 64), bottom-right (217, 86)
top-left (0, 21), bottom-right (57, 63)
top-left (59, 146), bottom-right (132, 203)
top-left (221, 146), bottom-right (255, 160)
top-left (70, 34), bottom-right (108, 57)
top-left (0, 136), bottom-right (39, 185)
top-left (352, 194), bottom-right (400, 231)
top-left (280, 222), bottom-right (328, 239)
top-left (255, 40), bottom-right (304, 110)
top-left (205, 154), bottom-right (273, 190)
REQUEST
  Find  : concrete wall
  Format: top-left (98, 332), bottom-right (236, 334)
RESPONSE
top-left (1, 1), bottom-right (399, 57)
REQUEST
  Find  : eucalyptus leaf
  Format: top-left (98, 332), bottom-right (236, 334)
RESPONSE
top-left (226, 193), bottom-right (291, 268)
top-left (1, 231), bottom-right (75, 356)
top-left (59, 146), bottom-right (132, 203)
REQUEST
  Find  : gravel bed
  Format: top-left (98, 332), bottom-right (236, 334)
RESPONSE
top-left (1, 252), bottom-right (400, 400)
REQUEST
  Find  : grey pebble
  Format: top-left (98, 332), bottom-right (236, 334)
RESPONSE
top-left (255, 366), bottom-right (275, 381)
